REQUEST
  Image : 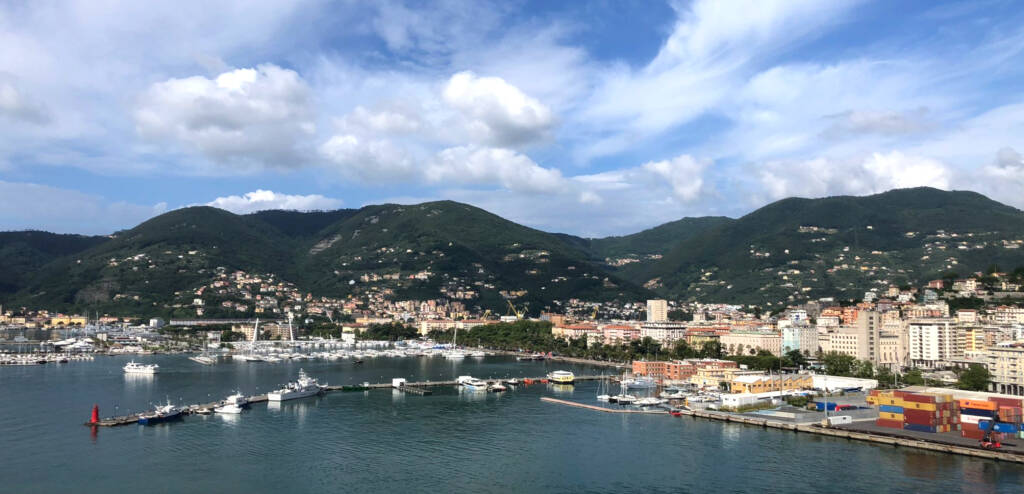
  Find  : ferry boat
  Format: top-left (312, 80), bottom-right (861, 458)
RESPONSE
top-left (267, 369), bottom-right (325, 402)
top-left (138, 402), bottom-right (182, 425)
top-left (123, 361), bottom-right (159, 374)
top-left (547, 370), bottom-right (575, 384)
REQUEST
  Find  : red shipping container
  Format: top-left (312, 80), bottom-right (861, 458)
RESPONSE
top-left (962, 422), bottom-right (980, 432)
top-left (990, 397), bottom-right (1024, 408)
top-left (903, 393), bottom-right (938, 404)
top-left (876, 418), bottom-right (903, 428)
top-left (904, 409), bottom-right (940, 422)
top-left (893, 390), bottom-right (909, 398)
top-left (962, 429), bottom-right (985, 440)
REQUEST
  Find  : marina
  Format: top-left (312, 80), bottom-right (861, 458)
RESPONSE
top-left (4, 353), bottom-right (1024, 492)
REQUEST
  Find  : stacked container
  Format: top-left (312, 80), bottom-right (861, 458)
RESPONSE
top-left (874, 391), bottom-right (904, 429)
top-left (900, 392), bottom-right (958, 433)
top-left (960, 399), bottom-right (998, 440)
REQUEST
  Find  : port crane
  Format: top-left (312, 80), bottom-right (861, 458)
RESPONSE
top-left (505, 300), bottom-right (526, 320)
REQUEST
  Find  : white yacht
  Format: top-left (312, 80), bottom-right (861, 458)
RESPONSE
top-left (223, 392), bottom-right (248, 408)
top-left (189, 355), bottom-right (216, 365)
top-left (457, 375), bottom-right (488, 391)
top-left (622, 376), bottom-right (657, 389)
top-left (267, 369), bottom-right (325, 402)
top-left (123, 361), bottom-right (159, 374)
top-left (214, 403), bottom-right (243, 414)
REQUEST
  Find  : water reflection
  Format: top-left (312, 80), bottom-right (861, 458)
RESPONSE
top-left (458, 387), bottom-right (487, 402)
top-left (123, 373), bottom-right (155, 391)
top-left (549, 384), bottom-right (574, 395)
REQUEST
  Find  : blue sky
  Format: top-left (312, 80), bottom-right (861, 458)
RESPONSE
top-left (2, 0), bottom-right (1024, 236)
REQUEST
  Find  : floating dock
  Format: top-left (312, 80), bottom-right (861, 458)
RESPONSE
top-left (540, 397), bottom-right (668, 414)
top-left (86, 375), bottom-right (610, 427)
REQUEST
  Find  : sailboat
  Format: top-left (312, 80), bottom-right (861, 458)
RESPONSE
top-left (596, 376), bottom-right (611, 402)
top-left (243, 319), bottom-right (263, 361)
top-left (444, 326), bottom-right (465, 359)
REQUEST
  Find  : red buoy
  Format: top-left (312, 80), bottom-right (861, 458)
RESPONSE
top-left (90, 404), bottom-right (99, 424)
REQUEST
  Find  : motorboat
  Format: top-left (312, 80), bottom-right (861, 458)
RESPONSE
top-left (123, 361), bottom-right (159, 374)
top-left (214, 403), bottom-right (243, 414)
top-left (488, 382), bottom-right (507, 392)
top-left (138, 402), bottom-right (181, 425)
top-left (622, 376), bottom-right (657, 389)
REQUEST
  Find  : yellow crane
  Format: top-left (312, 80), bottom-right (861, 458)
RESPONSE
top-left (506, 299), bottom-right (526, 320)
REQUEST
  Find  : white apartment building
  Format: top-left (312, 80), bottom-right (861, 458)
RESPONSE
top-left (646, 299), bottom-right (668, 323)
top-left (781, 326), bottom-right (818, 355)
top-left (720, 330), bottom-right (782, 356)
top-left (908, 318), bottom-right (963, 368)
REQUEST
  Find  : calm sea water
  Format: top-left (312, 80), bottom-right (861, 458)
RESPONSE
top-left (1, 354), bottom-right (1022, 493)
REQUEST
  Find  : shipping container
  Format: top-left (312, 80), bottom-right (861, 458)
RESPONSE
top-left (960, 408), bottom-right (997, 418)
top-left (989, 397), bottom-right (1024, 409)
top-left (876, 418), bottom-right (903, 429)
top-left (902, 393), bottom-right (937, 404)
top-left (903, 423), bottom-right (937, 433)
top-left (978, 421), bottom-right (1019, 433)
top-left (959, 399), bottom-right (997, 411)
top-left (962, 429), bottom-right (986, 440)
top-left (879, 404), bottom-right (904, 414)
top-left (879, 412), bottom-right (903, 421)
top-left (960, 415), bottom-right (984, 426)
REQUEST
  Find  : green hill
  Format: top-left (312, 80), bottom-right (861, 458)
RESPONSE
top-left (6, 188), bottom-right (1024, 314)
top-left (0, 231), bottom-right (108, 295)
top-left (626, 187), bottom-right (1024, 304)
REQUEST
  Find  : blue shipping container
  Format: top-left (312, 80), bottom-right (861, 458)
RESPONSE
top-left (814, 403), bottom-right (837, 411)
top-left (879, 405), bottom-right (904, 414)
top-left (978, 420), bottom-right (1019, 433)
top-left (903, 423), bottom-right (937, 433)
top-left (961, 408), bottom-right (997, 418)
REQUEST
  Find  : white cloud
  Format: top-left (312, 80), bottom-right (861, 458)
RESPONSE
top-left (426, 146), bottom-right (564, 193)
top-left (755, 151), bottom-right (951, 201)
top-left (0, 180), bottom-right (166, 234)
top-left (0, 75), bottom-right (49, 124)
top-left (318, 134), bottom-right (419, 182)
top-left (642, 155), bottom-right (709, 202)
top-left (442, 71), bottom-right (555, 147)
top-left (206, 189), bottom-right (343, 214)
top-left (339, 105), bottom-right (421, 135)
top-left (134, 64), bottom-right (315, 169)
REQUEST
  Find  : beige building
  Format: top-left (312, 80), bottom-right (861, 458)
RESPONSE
top-left (720, 330), bottom-right (782, 356)
top-left (646, 299), bottom-right (668, 323)
top-left (640, 321), bottom-right (687, 344)
top-left (986, 345), bottom-right (1024, 396)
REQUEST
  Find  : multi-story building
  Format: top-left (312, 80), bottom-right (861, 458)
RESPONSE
top-left (986, 345), bottom-right (1024, 396)
top-left (640, 321), bottom-right (687, 344)
top-left (602, 324), bottom-right (640, 345)
top-left (632, 358), bottom-right (738, 382)
top-left (730, 374), bottom-right (813, 394)
top-left (781, 326), bottom-right (819, 356)
top-left (720, 330), bottom-right (782, 356)
top-left (646, 299), bottom-right (668, 323)
top-left (908, 318), bottom-right (963, 368)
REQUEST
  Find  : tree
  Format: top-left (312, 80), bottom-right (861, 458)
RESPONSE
top-left (854, 360), bottom-right (874, 379)
top-left (699, 341), bottom-right (723, 359)
top-left (957, 364), bottom-right (991, 391)
top-left (785, 349), bottom-right (808, 368)
top-left (822, 352), bottom-right (856, 376)
top-left (902, 368), bottom-right (925, 385)
top-left (875, 366), bottom-right (894, 388)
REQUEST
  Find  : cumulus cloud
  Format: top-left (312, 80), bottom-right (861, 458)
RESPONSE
top-left (318, 134), bottom-right (419, 182)
top-left (426, 146), bottom-right (564, 193)
top-left (134, 64), bottom-right (315, 169)
top-left (339, 105), bottom-right (421, 134)
top-left (756, 151), bottom-right (951, 201)
top-left (642, 155), bottom-right (709, 202)
top-left (0, 75), bottom-right (50, 124)
top-left (0, 181), bottom-right (166, 234)
top-left (206, 190), bottom-right (343, 214)
top-left (442, 71), bottom-right (554, 147)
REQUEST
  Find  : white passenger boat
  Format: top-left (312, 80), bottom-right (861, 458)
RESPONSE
top-left (267, 369), bottom-right (325, 402)
top-left (223, 391), bottom-right (248, 408)
top-left (457, 375), bottom-right (488, 391)
top-left (214, 403), bottom-right (243, 414)
top-left (123, 361), bottom-right (159, 374)
top-left (547, 370), bottom-right (575, 384)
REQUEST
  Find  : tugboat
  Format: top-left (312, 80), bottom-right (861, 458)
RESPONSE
top-left (138, 401), bottom-right (182, 425)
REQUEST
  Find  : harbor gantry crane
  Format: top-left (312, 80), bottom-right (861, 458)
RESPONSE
top-left (506, 299), bottom-right (526, 320)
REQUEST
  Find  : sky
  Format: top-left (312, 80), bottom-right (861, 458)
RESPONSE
top-left (1, 0), bottom-right (1024, 237)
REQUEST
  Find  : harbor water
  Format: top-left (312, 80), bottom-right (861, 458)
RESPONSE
top-left (1, 355), bottom-right (1022, 493)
